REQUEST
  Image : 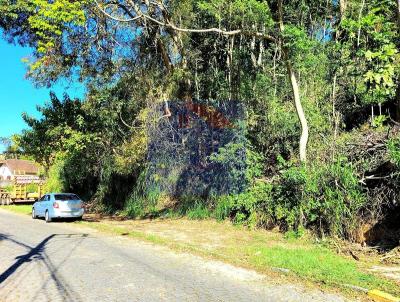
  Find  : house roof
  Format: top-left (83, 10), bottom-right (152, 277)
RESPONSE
top-left (0, 159), bottom-right (39, 175)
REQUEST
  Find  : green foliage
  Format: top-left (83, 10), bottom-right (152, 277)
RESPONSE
top-left (363, 44), bottom-right (398, 99)
top-left (186, 202), bottom-right (211, 220)
top-left (388, 137), bottom-right (400, 167)
top-left (197, 0), bottom-right (273, 26)
top-left (283, 25), bottom-right (316, 60)
top-left (28, 0), bottom-right (86, 53)
top-left (20, 92), bottom-right (91, 169)
top-left (371, 114), bottom-right (388, 128)
top-left (338, 0), bottom-right (399, 106)
top-left (213, 195), bottom-right (231, 221)
top-left (213, 182), bottom-right (273, 227)
top-left (124, 197), bottom-right (146, 218)
top-left (275, 159), bottom-right (366, 237)
top-left (208, 141), bottom-right (249, 194)
top-left (284, 227), bottom-right (306, 240)
top-left (213, 158), bottom-right (366, 238)
top-left (247, 243), bottom-right (397, 293)
top-left (124, 169), bottom-right (160, 218)
top-left (26, 183), bottom-right (38, 193)
top-left (44, 158), bottom-right (65, 193)
top-left (2, 185), bottom-right (13, 193)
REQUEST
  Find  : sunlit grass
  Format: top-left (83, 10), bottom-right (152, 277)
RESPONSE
top-left (2, 204), bottom-right (32, 215)
top-left (245, 244), bottom-right (396, 293)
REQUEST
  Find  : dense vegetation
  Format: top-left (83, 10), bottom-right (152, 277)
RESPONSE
top-left (1, 0), bottom-right (399, 244)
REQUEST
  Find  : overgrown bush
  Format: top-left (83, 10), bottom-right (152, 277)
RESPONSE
top-left (186, 202), bottom-right (211, 220)
top-left (26, 183), bottom-right (38, 193)
top-left (44, 158), bottom-right (65, 193)
top-left (124, 171), bottom-right (159, 218)
top-left (275, 159), bottom-right (366, 238)
top-left (388, 136), bottom-right (400, 167)
top-left (213, 182), bottom-right (273, 227)
top-left (213, 158), bottom-right (367, 239)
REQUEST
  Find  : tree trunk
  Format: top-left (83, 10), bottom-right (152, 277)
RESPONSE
top-left (287, 57), bottom-right (309, 162)
top-left (278, 0), bottom-right (309, 162)
top-left (335, 0), bottom-right (347, 40)
top-left (397, 0), bottom-right (400, 29)
top-left (371, 105), bottom-right (374, 126)
top-left (339, 0), bottom-right (347, 18)
top-left (332, 74), bottom-right (338, 160)
top-left (357, 0), bottom-right (365, 48)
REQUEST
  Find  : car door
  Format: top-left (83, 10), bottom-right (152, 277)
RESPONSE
top-left (43, 194), bottom-right (51, 214)
top-left (36, 195), bottom-right (44, 216)
top-left (38, 194), bottom-right (49, 216)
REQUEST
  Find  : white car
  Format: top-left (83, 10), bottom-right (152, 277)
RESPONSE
top-left (32, 193), bottom-right (84, 223)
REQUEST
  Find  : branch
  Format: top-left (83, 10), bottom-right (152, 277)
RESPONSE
top-left (95, 0), bottom-right (277, 42)
top-left (144, 14), bottom-right (277, 42)
top-left (158, 100), bottom-right (172, 120)
top-left (95, 0), bottom-right (142, 23)
top-left (359, 172), bottom-right (400, 185)
top-left (119, 111), bottom-right (143, 129)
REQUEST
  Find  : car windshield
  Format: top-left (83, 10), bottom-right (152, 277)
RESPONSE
top-left (54, 194), bottom-right (80, 201)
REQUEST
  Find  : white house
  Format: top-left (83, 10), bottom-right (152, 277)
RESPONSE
top-left (0, 159), bottom-right (39, 182)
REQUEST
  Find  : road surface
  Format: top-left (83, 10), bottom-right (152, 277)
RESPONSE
top-left (0, 209), bottom-right (348, 302)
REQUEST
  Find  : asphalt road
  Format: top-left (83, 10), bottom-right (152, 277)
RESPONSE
top-left (0, 209), bottom-right (348, 302)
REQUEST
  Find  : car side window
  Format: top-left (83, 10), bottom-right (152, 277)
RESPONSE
top-left (42, 195), bottom-right (49, 202)
top-left (39, 195), bottom-right (46, 202)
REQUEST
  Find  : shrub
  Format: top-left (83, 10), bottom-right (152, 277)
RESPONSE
top-left (213, 158), bottom-right (367, 239)
top-left (26, 183), bottom-right (38, 193)
top-left (274, 159), bottom-right (366, 238)
top-left (44, 158), bottom-right (65, 193)
top-left (213, 182), bottom-right (274, 228)
top-left (388, 137), bottom-right (400, 167)
top-left (125, 197), bottom-right (145, 218)
top-left (186, 202), bottom-right (211, 220)
top-left (213, 195), bottom-right (231, 221)
top-left (124, 186), bottom-right (160, 218)
top-left (3, 185), bottom-right (13, 193)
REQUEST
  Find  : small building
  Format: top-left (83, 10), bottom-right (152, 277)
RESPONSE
top-left (0, 159), bottom-right (39, 182)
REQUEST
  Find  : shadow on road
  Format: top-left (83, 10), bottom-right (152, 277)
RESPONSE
top-left (0, 233), bottom-right (88, 301)
top-left (0, 233), bottom-right (33, 250)
top-left (0, 234), bottom-right (55, 284)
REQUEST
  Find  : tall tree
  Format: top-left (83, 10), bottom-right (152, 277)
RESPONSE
top-left (94, 0), bottom-right (310, 161)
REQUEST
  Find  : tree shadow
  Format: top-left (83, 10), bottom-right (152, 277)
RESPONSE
top-left (0, 233), bottom-right (88, 301)
top-left (0, 234), bottom-right (55, 284)
top-left (0, 233), bottom-right (33, 251)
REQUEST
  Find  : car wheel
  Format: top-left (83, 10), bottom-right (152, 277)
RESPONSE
top-left (45, 210), bottom-right (52, 223)
top-left (32, 208), bottom-right (36, 219)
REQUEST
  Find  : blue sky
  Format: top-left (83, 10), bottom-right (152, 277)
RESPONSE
top-left (0, 38), bottom-right (84, 152)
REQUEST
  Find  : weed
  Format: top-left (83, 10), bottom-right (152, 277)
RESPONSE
top-left (186, 203), bottom-right (211, 220)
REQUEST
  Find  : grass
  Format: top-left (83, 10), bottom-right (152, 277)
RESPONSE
top-left (186, 203), bottom-right (211, 220)
top-left (246, 244), bottom-right (395, 292)
top-left (2, 204), bottom-right (399, 297)
top-left (2, 204), bottom-right (32, 215)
